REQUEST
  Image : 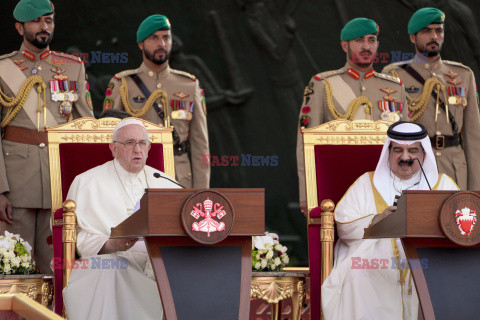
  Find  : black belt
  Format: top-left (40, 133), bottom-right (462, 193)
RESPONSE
top-left (430, 134), bottom-right (461, 149)
top-left (174, 141), bottom-right (190, 156)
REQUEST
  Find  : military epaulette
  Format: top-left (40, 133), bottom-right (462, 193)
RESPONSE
top-left (313, 68), bottom-right (346, 81)
top-left (382, 61), bottom-right (408, 73)
top-left (51, 51), bottom-right (82, 63)
top-left (171, 69), bottom-right (196, 81)
top-left (0, 51), bottom-right (17, 61)
top-left (443, 60), bottom-right (471, 71)
top-left (374, 71), bottom-right (402, 85)
top-left (114, 68), bottom-right (141, 80)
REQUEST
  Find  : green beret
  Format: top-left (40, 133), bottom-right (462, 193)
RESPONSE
top-left (408, 7), bottom-right (445, 35)
top-left (340, 18), bottom-right (379, 41)
top-left (13, 0), bottom-right (54, 23)
top-left (137, 14), bottom-right (171, 43)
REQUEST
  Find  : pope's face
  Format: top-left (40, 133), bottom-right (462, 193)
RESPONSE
top-left (388, 141), bottom-right (425, 180)
top-left (110, 124), bottom-right (151, 174)
top-left (16, 14), bottom-right (55, 50)
top-left (341, 34), bottom-right (379, 68)
top-left (410, 23), bottom-right (444, 58)
top-left (139, 30), bottom-right (172, 65)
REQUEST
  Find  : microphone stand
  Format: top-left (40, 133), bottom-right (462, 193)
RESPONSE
top-left (408, 158), bottom-right (432, 190)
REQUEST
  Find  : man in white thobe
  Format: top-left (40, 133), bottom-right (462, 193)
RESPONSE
top-left (63, 118), bottom-right (180, 320)
top-left (321, 122), bottom-right (458, 320)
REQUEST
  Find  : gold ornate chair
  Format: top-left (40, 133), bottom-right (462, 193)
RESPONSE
top-left (301, 119), bottom-right (391, 320)
top-left (46, 117), bottom-right (175, 316)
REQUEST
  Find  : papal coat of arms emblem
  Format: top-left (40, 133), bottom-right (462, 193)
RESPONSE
top-left (181, 190), bottom-right (235, 244)
top-left (455, 207), bottom-right (477, 236)
top-left (190, 197), bottom-right (226, 237)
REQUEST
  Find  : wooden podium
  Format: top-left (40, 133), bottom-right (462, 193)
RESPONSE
top-left (111, 188), bottom-right (265, 320)
top-left (365, 190), bottom-right (480, 320)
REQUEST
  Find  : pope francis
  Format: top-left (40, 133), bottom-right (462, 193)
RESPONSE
top-left (62, 118), bottom-right (180, 320)
top-left (321, 122), bottom-right (458, 320)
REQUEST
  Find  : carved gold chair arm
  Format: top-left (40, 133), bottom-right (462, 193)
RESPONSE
top-left (320, 199), bottom-right (335, 285)
top-left (62, 200), bottom-right (77, 318)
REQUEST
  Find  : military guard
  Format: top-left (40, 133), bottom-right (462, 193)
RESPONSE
top-left (383, 8), bottom-right (480, 190)
top-left (104, 15), bottom-right (210, 188)
top-left (296, 18), bottom-right (408, 215)
top-left (0, 0), bottom-right (94, 273)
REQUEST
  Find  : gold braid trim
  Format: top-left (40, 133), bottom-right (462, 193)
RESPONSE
top-left (0, 75), bottom-right (47, 128)
top-left (389, 69), bottom-right (449, 122)
top-left (324, 78), bottom-right (373, 120)
top-left (120, 77), bottom-right (168, 120)
top-left (391, 238), bottom-right (411, 318)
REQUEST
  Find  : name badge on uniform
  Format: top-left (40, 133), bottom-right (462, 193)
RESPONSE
top-left (447, 86), bottom-right (467, 106)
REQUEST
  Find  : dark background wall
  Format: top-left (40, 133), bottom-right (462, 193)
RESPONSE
top-left (2, 0), bottom-right (480, 266)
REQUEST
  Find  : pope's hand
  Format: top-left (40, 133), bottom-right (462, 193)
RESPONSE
top-left (371, 206), bottom-right (397, 225)
top-left (99, 238), bottom-right (139, 254)
top-left (0, 194), bottom-right (12, 224)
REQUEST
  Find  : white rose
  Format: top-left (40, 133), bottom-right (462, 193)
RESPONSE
top-left (11, 257), bottom-right (20, 268)
top-left (266, 250), bottom-right (274, 259)
top-left (261, 259), bottom-right (267, 269)
top-left (275, 244), bottom-right (283, 251)
top-left (281, 255), bottom-right (289, 264)
top-left (3, 263), bottom-right (11, 273)
top-left (282, 246), bottom-right (288, 252)
top-left (268, 233), bottom-right (279, 241)
top-left (269, 264), bottom-right (276, 270)
top-left (274, 257), bottom-right (281, 266)
top-left (254, 262), bottom-right (261, 270)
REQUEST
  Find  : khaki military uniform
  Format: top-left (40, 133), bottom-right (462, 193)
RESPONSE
top-left (0, 44), bottom-right (94, 273)
top-left (383, 57), bottom-right (480, 190)
top-left (104, 63), bottom-right (210, 188)
top-left (296, 65), bottom-right (408, 202)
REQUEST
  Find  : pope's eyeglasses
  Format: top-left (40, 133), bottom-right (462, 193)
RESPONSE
top-left (114, 139), bottom-right (149, 150)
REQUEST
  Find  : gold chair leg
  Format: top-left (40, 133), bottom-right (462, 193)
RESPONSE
top-left (270, 301), bottom-right (282, 320)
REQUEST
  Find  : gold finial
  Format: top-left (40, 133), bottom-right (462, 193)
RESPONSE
top-left (63, 199), bottom-right (76, 212)
top-left (321, 199), bottom-right (335, 212)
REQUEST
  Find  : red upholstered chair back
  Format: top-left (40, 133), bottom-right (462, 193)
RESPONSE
top-left (314, 145), bottom-right (382, 204)
top-left (47, 117), bottom-right (175, 316)
top-left (301, 120), bottom-right (389, 320)
top-left (58, 143), bottom-right (165, 199)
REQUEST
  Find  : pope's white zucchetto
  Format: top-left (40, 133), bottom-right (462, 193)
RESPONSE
top-left (112, 118), bottom-right (147, 139)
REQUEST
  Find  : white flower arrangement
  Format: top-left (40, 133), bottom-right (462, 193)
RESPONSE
top-left (0, 231), bottom-right (35, 275)
top-left (252, 232), bottom-right (289, 271)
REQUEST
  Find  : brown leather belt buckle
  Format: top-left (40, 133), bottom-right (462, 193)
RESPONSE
top-left (435, 135), bottom-right (445, 150)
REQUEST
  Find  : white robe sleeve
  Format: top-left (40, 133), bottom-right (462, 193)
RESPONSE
top-left (334, 173), bottom-right (377, 244)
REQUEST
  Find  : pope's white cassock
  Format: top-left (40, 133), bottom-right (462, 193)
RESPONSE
top-left (63, 159), bottom-right (180, 320)
top-left (321, 122), bottom-right (459, 320)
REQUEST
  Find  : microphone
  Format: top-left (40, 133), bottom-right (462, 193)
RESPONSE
top-left (408, 158), bottom-right (432, 190)
top-left (153, 172), bottom-right (185, 188)
top-left (393, 195), bottom-right (400, 207)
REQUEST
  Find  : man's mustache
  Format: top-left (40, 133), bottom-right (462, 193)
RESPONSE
top-left (36, 31), bottom-right (50, 37)
top-left (360, 50), bottom-right (372, 55)
top-left (427, 41), bottom-right (439, 47)
top-left (398, 159), bottom-right (413, 166)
